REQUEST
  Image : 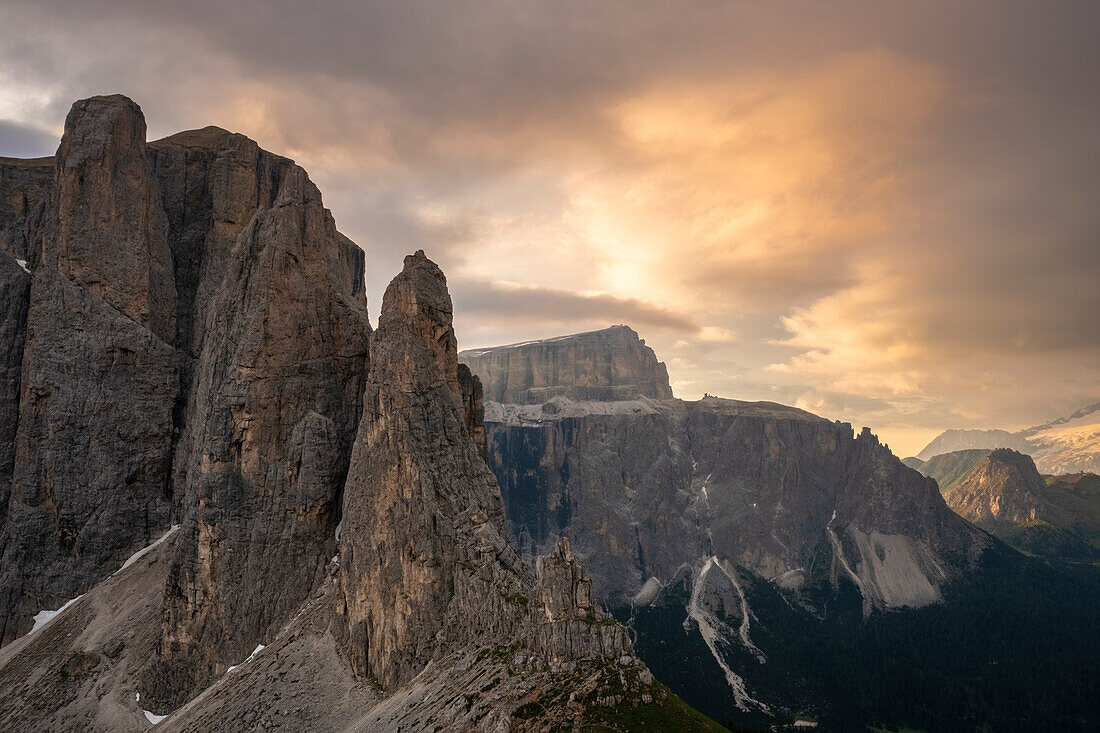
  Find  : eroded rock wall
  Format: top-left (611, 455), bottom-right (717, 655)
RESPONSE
top-left (460, 325), bottom-right (674, 404)
top-left (339, 250), bottom-right (530, 689)
top-left (485, 398), bottom-right (982, 609)
top-left (144, 165), bottom-right (371, 708)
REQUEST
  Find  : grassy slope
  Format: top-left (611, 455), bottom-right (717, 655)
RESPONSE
top-left (918, 449), bottom-right (991, 493)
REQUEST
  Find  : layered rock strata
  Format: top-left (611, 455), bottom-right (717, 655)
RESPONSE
top-left (483, 396), bottom-right (982, 610)
top-left (460, 324), bottom-right (674, 404)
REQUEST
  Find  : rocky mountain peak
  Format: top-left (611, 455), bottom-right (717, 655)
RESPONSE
top-left (944, 448), bottom-right (1046, 529)
top-left (535, 537), bottom-right (593, 621)
top-left (339, 248), bottom-right (531, 688)
top-left (459, 323), bottom-right (674, 404)
top-left (371, 248), bottom-right (459, 394)
top-left (50, 93), bottom-right (177, 341)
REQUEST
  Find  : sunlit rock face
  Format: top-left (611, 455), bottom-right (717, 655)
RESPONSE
top-left (339, 250), bottom-right (531, 689)
top-left (460, 324), bottom-right (674, 404)
top-left (944, 448), bottom-right (1100, 563)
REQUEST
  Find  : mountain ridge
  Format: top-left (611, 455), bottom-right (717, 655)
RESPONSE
top-left (0, 95), bottom-right (718, 732)
top-left (916, 403), bottom-right (1100, 474)
top-left (464, 325), bottom-right (1099, 729)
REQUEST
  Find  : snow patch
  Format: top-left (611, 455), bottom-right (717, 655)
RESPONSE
top-left (772, 568), bottom-right (806, 591)
top-left (699, 472), bottom-right (712, 502)
top-left (116, 525), bottom-right (180, 575)
top-left (143, 709), bottom-right (167, 725)
top-left (711, 558), bottom-right (765, 663)
top-left (826, 525), bottom-right (865, 596)
top-left (136, 693), bottom-right (169, 726)
top-left (16, 259), bottom-right (29, 273)
top-left (225, 643), bottom-right (266, 675)
top-left (28, 594), bottom-right (84, 635)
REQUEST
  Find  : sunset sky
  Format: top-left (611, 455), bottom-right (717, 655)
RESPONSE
top-left (2, 0), bottom-right (1098, 456)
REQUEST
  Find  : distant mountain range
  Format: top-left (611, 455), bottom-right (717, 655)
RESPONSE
top-left (916, 403), bottom-right (1100, 474)
top-left (461, 327), bottom-right (1100, 731)
top-left (907, 448), bottom-right (1100, 565)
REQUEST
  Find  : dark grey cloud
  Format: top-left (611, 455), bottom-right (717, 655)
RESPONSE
top-left (0, 120), bottom-right (56, 158)
top-left (451, 278), bottom-right (698, 333)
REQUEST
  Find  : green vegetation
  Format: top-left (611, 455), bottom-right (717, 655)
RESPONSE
top-left (914, 449), bottom-right (990, 493)
top-left (581, 683), bottom-right (731, 732)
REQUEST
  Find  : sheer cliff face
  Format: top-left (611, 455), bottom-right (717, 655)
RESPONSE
top-left (146, 165), bottom-right (371, 706)
top-left (49, 95), bottom-right (177, 342)
top-left (0, 98), bottom-right (181, 644)
top-left (463, 333), bottom-right (989, 722)
top-left (463, 329), bottom-right (985, 613)
top-left (0, 95), bottom-right (371, 671)
top-left (337, 251), bottom-right (637, 714)
top-left (487, 400), bottom-right (980, 611)
top-left (339, 251), bottom-right (532, 689)
top-left (459, 325), bottom-right (674, 404)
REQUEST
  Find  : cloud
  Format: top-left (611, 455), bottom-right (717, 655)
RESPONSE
top-left (451, 278), bottom-right (697, 345)
top-left (2, 0), bottom-right (1099, 456)
top-left (0, 119), bottom-right (56, 158)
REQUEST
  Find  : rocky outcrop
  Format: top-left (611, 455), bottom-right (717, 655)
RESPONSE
top-left (0, 95), bottom-right (371, 681)
top-left (147, 126), bottom-right (297, 368)
top-left (0, 99), bottom-right (182, 644)
top-left (944, 449), bottom-right (1100, 562)
top-left (459, 324), bottom-right (674, 404)
top-left (46, 95), bottom-right (177, 342)
top-left (339, 250), bottom-right (531, 688)
top-left (945, 449), bottom-right (1048, 529)
top-left (143, 162), bottom-right (371, 708)
top-left (525, 538), bottom-right (631, 664)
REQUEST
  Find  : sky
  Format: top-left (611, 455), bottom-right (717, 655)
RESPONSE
top-left (1, 0), bottom-right (1098, 456)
